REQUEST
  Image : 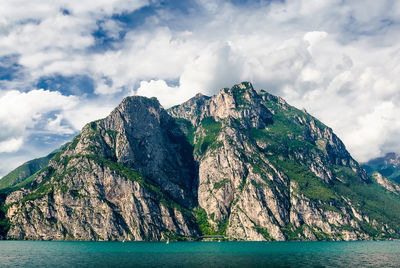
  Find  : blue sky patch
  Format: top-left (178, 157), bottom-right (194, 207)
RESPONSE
top-left (36, 74), bottom-right (95, 96)
top-left (0, 54), bottom-right (24, 81)
top-left (60, 8), bottom-right (70, 16)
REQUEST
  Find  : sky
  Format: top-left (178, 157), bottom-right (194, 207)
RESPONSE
top-left (0, 0), bottom-right (400, 177)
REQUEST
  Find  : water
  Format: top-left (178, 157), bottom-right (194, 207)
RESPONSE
top-left (1, 241), bottom-right (400, 267)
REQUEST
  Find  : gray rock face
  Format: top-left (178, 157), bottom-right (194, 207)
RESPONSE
top-left (6, 161), bottom-right (196, 240)
top-left (4, 82), bottom-right (400, 241)
top-left (98, 96), bottom-right (197, 207)
top-left (6, 97), bottom-right (198, 241)
top-left (169, 82), bottom-right (272, 129)
top-left (168, 82), bottom-right (399, 241)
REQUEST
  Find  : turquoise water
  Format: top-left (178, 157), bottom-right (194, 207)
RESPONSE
top-left (1, 241), bottom-right (400, 267)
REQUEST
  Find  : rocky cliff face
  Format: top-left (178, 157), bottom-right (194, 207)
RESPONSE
top-left (2, 82), bottom-right (400, 241)
top-left (4, 97), bottom-right (198, 241)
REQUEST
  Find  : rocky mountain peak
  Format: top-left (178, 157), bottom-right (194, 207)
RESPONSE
top-left (219, 81), bottom-right (258, 103)
top-left (168, 82), bottom-right (272, 129)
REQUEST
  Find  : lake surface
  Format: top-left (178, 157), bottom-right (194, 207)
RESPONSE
top-left (1, 241), bottom-right (400, 267)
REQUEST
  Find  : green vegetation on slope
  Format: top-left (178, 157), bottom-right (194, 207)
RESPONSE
top-left (0, 190), bottom-right (10, 238)
top-left (231, 83), bottom-right (251, 108)
top-left (0, 157), bottom-right (49, 190)
top-left (272, 157), bottom-right (338, 202)
top-left (173, 118), bottom-right (195, 145)
top-left (173, 116), bottom-right (223, 158)
top-left (249, 99), bottom-right (319, 158)
top-left (194, 117), bottom-right (222, 156)
top-left (249, 92), bottom-right (400, 238)
top-left (214, 179), bottom-right (230, 190)
top-left (247, 93), bottom-right (336, 201)
top-left (333, 166), bottom-right (400, 237)
top-left (19, 167), bottom-right (56, 202)
top-left (194, 207), bottom-right (214, 235)
top-left (0, 143), bottom-right (69, 190)
top-left (194, 207), bottom-right (228, 237)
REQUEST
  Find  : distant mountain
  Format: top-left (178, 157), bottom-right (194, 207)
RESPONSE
top-left (362, 153), bottom-right (400, 195)
top-left (1, 82), bottom-right (400, 241)
top-left (363, 153), bottom-right (400, 185)
top-left (0, 144), bottom-right (68, 190)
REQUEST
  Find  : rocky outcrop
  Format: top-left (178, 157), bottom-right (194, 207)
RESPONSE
top-left (3, 82), bottom-right (400, 241)
top-left (169, 82), bottom-right (272, 129)
top-left (372, 172), bottom-right (400, 195)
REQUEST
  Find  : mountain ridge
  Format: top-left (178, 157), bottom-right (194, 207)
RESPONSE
top-left (1, 82), bottom-right (400, 241)
top-left (0, 144), bottom-right (68, 190)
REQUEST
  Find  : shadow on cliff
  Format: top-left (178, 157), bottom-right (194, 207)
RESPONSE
top-left (0, 189), bottom-right (10, 239)
top-left (164, 116), bottom-right (199, 209)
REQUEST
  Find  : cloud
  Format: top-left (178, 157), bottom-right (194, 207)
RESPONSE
top-left (136, 80), bottom-right (179, 108)
top-left (46, 114), bottom-right (76, 135)
top-left (135, 42), bottom-right (245, 107)
top-left (0, 0), bottom-right (151, 88)
top-left (63, 102), bottom-right (116, 131)
top-left (91, 28), bottom-right (201, 93)
top-left (344, 101), bottom-right (400, 160)
top-left (0, 0), bottom-right (150, 25)
top-left (0, 89), bottom-right (78, 143)
top-left (0, 137), bottom-right (24, 153)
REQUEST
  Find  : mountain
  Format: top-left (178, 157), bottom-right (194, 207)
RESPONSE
top-left (0, 144), bottom-right (68, 190)
top-left (362, 153), bottom-right (400, 195)
top-left (363, 153), bottom-right (400, 184)
top-left (1, 82), bottom-right (400, 241)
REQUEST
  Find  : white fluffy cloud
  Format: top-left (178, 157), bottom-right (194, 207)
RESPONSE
top-left (1, 0), bottom-right (400, 177)
top-left (0, 89), bottom-right (78, 142)
top-left (0, 89), bottom-right (81, 176)
top-left (136, 80), bottom-right (180, 108)
top-left (0, 0), bottom-right (149, 25)
top-left (0, 137), bottom-right (24, 153)
top-left (0, 0), bottom-right (150, 83)
top-left (62, 101), bottom-right (115, 131)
